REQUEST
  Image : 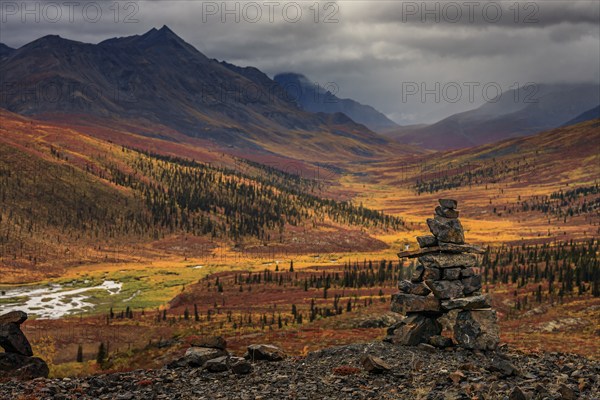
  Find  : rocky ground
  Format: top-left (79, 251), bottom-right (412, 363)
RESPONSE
top-left (1, 342), bottom-right (598, 400)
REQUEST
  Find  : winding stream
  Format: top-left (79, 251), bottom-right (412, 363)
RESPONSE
top-left (0, 280), bottom-right (122, 319)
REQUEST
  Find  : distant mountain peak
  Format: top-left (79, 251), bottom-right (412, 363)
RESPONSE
top-left (274, 72), bottom-right (399, 133)
top-left (20, 34), bottom-right (82, 51)
top-left (158, 25), bottom-right (175, 34)
top-left (33, 34), bottom-right (66, 43)
top-left (275, 72), bottom-right (311, 84)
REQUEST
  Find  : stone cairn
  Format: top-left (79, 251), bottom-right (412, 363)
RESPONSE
top-left (0, 311), bottom-right (49, 380)
top-left (386, 199), bottom-right (500, 351)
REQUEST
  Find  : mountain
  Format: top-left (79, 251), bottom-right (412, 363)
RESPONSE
top-left (402, 118), bottom-right (600, 192)
top-left (0, 43), bottom-right (14, 60)
top-left (273, 73), bottom-right (399, 133)
top-left (562, 105), bottom-right (600, 126)
top-left (385, 83), bottom-right (600, 150)
top-left (0, 26), bottom-right (408, 162)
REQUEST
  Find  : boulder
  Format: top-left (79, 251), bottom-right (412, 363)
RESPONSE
top-left (245, 344), bottom-right (286, 361)
top-left (229, 356), bottom-right (253, 374)
top-left (425, 280), bottom-right (465, 300)
top-left (385, 314), bottom-right (442, 346)
top-left (454, 310), bottom-right (499, 351)
top-left (398, 280), bottom-right (431, 296)
top-left (0, 353), bottom-right (49, 380)
top-left (427, 216), bottom-right (464, 244)
top-left (439, 199), bottom-right (458, 209)
top-left (462, 275), bottom-right (482, 295)
top-left (204, 356), bottom-right (229, 372)
top-left (419, 253), bottom-right (477, 269)
top-left (0, 322), bottom-right (33, 356)
top-left (435, 206), bottom-right (459, 219)
top-left (391, 293), bottom-right (441, 314)
top-left (0, 311), bottom-right (28, 325)
top-left (190, 336), bottom-right (227, 350)
top-left (441, 295), bottom-right (491, 311)
top-left (416, 235), bottom-right (437, 248)
top-left (443, 268), bottom-right (461, 280)
top-left (429, 335), bottom-right (453, 348)
top-left (360, 355), bottom-right (391, 374)
top-left (177, 347), bottom-right (227, 368)
top-left (460, 267), bottom-right (475, 277)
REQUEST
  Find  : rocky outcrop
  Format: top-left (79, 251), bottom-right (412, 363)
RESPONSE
top-left (2, 342), bottom-right (597, 399)
top-left (0, 353), bottom-right (49, 381)
top-left (388, 200), bottom-right (499, 350)
top-left (0, 311), bottom-right (49, 380)
top-left (167, 338), bottom-right (284, 374)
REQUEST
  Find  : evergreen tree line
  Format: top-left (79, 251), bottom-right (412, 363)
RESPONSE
top-left (415, 157), bottom-right (535, 194)
top-left (105, 148), bottom-right (405, 242)
top-left (0, 144), bottom-right (404, 264)
top-left (482, 239), bottom-right (600, 298)
top-left (514, 184), bottom-right (599, 221)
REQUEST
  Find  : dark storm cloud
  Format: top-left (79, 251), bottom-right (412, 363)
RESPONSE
top-left (0, 0), bottom-right (598, 124)
top-left (362, 0), bottom-right (600, 28)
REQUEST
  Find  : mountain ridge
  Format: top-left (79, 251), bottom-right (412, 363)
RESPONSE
top-left (274, 72), bottom-right (399, 133)
top-left (385, 83), bottom-right (600, 150)
top-left (0, 26), bottom-right (409, 162)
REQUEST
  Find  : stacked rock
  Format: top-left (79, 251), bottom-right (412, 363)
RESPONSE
top-left (386, 199), bottom-right (500, 351)
top-left (0, 311), bottom-right (49, 379)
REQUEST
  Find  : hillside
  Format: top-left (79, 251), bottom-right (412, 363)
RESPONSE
top-left (386, 84), bottom-right (600, 150)
top-left (340, 119), bottom-right (600, 247)
top-left (273, 73), bottom-right (399, 133)
top-left (0, 27), bottom-right (410, 162)
top-left (0, 110), bottom-right (404, 283)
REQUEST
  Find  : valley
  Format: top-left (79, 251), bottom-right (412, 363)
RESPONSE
top-left (0, 24), bottom-right (598, 385)
top-left (1, 110), bottom-right (598, 377)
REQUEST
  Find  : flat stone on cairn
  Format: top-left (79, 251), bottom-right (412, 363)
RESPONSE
top-left (387, 199), bottom-right (499, 351)
top-left (0, 311), bottom-right (33, 357)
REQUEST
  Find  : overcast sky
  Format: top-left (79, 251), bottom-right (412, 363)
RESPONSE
top-left (1, 0), bottom-right (599, 124)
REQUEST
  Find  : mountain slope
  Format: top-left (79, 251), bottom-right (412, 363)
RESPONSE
top-left (0, 43), bottom-right (14, 60)
top-left (0, 110), bottom-right (403, 281)
top-left (371, 118), bottom-right (600, 195)
top-left (274, 72), bottom-right (399, 133)
top-left (562, 105), bottom-right (600, 126)
top-left (0, 27), bottom-right (408, 162)
top-left (385, 84), bottom-right (600, 150)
